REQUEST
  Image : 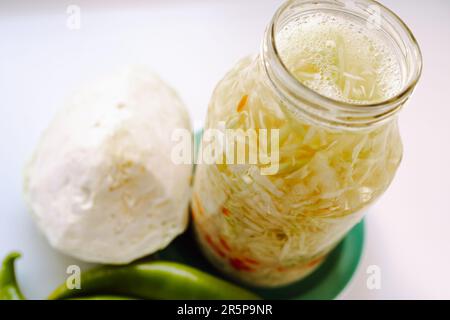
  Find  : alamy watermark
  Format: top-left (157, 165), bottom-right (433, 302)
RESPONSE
top-left (171, 123), bottom-right (280, 175)
top-left (366, 265), bottom-right (381, 290)
top-left (66, 265), bottom-right (81, 290)
top-left (343, 0), bottom-right (382, 30)
top-left (66, 5), bottom-right (81, 30)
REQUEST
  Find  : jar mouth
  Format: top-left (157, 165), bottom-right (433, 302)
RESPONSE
top-left (262, 0), bottom-right (423, 129)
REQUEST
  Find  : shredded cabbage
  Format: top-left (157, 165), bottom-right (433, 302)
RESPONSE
top-left (193, 13), bottom-right (403, 287)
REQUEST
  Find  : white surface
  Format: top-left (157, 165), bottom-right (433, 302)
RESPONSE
top-left (1, 0), bottom-right (449, 299)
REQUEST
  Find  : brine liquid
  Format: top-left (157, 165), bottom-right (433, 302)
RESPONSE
top-left (277, 12), bottom-right (402, 103)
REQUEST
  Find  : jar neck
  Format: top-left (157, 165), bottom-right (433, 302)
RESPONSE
top-left (261, 0), bottom-right (422, 130)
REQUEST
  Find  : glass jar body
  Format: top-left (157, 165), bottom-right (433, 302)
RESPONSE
top-left (192, 55), bottom-right (403, 287)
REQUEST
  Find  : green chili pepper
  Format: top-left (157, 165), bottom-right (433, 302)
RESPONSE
top-left (0, 252), bottom-right (25, 300)
top-left (49, 261), bottom-right (259, 300)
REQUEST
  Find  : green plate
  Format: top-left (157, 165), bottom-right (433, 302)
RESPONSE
top-left (157, 130), bottom-right (365, 299)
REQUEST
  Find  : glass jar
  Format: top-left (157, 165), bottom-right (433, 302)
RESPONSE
top-left (192, 0), bottom-right (422, 287)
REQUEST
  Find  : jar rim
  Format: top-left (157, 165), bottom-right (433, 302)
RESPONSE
top-left (262, 0), bottom-right (423, 128)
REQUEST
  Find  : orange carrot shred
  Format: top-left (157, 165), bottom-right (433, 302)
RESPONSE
top-left (243, 257), bottom-right (259, 265)
top-left (194, 194), bottom-right (205, 215)
top-left (236, 95), bottom-right (249, 112)
top-left (306, 255), bottom-right (325, 268)
top-left (219, 237), bottom-right (231, 252)
top-left (205, 234), bottom-right (226, 258)
top-left (229, 258), bottom-right (254, 272)
top-left (222, 207), bottom-right (231, 217)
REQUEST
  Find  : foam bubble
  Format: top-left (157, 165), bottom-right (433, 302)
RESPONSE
top-left (276, 12), bottom-right (402, 104)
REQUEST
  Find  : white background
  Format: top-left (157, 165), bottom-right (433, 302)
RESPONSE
top-left (0, 0), bottom-right (449, 299)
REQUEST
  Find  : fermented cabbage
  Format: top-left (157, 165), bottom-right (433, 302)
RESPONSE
top-left (192, 12), bottom-right (403, 287)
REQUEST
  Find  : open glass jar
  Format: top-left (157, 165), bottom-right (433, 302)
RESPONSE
top-left (192, 0), bottom-right (422, 287)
